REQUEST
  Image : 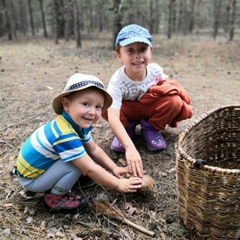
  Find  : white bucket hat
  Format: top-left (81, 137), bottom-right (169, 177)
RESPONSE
top-left (52, 73), bottom-right (112, 114)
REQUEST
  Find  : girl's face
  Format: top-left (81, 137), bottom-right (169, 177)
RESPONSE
top-left (116, 42), bottom-right (152, 81)
top-left (62, 88), bottom-right (105, 129)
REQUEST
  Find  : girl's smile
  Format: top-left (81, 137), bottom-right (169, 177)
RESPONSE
top-left (117, 42), bottom-right (152, 81)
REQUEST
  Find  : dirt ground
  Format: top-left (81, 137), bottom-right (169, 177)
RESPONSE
top-left (0, 32), bottom-right (240, 240)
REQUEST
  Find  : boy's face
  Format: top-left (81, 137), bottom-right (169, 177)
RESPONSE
top-left (62, 88), bottom-right (105, 128)
top-left (116, 42), bottom-right (152, 81)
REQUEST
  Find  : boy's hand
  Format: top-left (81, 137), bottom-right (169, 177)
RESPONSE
top-left (125, 148), bottom-right (144, 177)
top-left (112, 166), bottom-right (129, 178)
top-left (116, 177), bottom-right (142, 193)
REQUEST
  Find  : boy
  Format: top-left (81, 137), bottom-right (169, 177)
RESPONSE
top-left (14, 73), bottom-right (142, 214)
top-left (103, 24), bottom-right (192, 177)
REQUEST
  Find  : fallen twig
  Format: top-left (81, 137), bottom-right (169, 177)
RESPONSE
top-left (119, 216), bottom-right (155, 237)
top-left (92, 195), bottom-right (155, 237)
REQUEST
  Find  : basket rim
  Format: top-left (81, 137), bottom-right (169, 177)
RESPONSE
top-left (177, 104), bottom-right (240, 175)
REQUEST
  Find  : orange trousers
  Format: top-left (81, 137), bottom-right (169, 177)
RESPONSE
top-left (102, 93), bottom-right (192, 131)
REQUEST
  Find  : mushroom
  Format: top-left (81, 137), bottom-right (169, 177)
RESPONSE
top-left (138, 175), bottom-right (155, 192)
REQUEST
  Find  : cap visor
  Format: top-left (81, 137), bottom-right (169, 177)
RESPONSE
top-left (119, 37), bottom-right (152, 47)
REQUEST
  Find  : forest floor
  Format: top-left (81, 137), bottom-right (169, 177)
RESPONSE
top-left (0, 32), bottom-right (240, 240)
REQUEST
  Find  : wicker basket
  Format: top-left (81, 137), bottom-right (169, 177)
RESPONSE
top-left (176, 105), bottom-right (240, 240)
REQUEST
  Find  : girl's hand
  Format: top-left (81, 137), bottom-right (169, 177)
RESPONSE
top-left (125, 148), bottom-right (144, 177)
top-left (115, 177), bottom-right (142, 193)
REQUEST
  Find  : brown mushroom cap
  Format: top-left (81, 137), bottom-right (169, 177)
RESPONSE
top-left (138, 175), bottom-right (155, 192)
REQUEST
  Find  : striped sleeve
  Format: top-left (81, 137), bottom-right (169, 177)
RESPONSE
top-left (52, 133), bottom-right (86, 162)
top-left (52, 116), bottom-right (89, 161)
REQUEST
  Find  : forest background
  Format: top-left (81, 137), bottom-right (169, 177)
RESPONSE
top-left (0, 0), bottom-right (239, 45)
top-left (0, 0), bottom-right (240, 240)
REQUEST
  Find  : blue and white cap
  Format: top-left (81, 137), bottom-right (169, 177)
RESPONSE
top-left (115, 24), bottom-right (152, 47)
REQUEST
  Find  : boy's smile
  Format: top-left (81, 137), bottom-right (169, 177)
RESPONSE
top-left (62, 88), bottom-right (105, 129)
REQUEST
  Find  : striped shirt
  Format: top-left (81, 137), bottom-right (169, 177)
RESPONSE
top-left (16, 111), bottom-right (93, 178)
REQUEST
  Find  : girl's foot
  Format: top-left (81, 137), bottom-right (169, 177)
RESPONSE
top-left (140, 119), bottom-right (166, 151)
top-left (111, 122), bottom-right (137, 153)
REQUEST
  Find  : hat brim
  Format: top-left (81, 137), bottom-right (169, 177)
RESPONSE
top-left (52, 85), bottom-right (112, 115)
top-left (119, 37), bottom-right (152, 47)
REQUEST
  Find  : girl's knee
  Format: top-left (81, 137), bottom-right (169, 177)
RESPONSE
top-left (101, 111), bottom-right (108, 121)
top-left (174, 94), bottom-right (183, 108)
top-left (165, 95), bottom-right (183, 111)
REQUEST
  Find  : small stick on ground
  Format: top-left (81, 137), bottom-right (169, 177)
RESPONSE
top-left (92, 194), bottom-right (155, 237)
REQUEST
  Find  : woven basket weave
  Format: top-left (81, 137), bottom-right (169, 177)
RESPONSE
top-left (176, 105), bottom-right (240, 240)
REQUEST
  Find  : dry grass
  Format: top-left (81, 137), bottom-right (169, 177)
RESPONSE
top-left (0, 32), bottom-right (240, 239)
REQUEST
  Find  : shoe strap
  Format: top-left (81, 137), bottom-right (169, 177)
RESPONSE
top-left (49, 197), bottom-right (67, 212)
top-left (49, 194), bottom-right (79, 212)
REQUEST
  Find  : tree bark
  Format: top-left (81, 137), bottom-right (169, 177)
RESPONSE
top-left (39, 0), bottom-right (47, 38)
top-left (149, 0), bottom-right (154, 33)
top-left (177, 0), bottom-right (183, 33)
top-left (181, 0), bottom-right (187, 35)
top-left (195, 0), bottom-right (202, 34)
top-left (74, 0), bottom-right (81, 48)
top-left (1, 0), bottom-right (12, 40)
top-left (168, 0), bottom-right (175, 39)
top-left (64, 1), bottom-right (70, 41)
top-left (10, 0), bottom-right (17, 38)
top-left (97, 0), bottom-right (105, 32)
top-left (27, 0), bottom-right (35, 36)
top-left (229, 0), bottom-right (236, 41)
top-left (189, 0), bottom-right (196, 33)
top-left (19, 0), bottom-right (26, 35)
top-left (213, 0), bottom-right (222, 40)
top-left (53, 0), bottom-right (59, 44)
top-left (172, 0), bottom-right (176, 33)
top-left (112, 0), bottom-right (123, 50)
top-left (154, 0), bottom-right (160, 33)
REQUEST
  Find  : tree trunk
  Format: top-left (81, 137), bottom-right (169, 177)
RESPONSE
top-left (64, 1), bottom-right (71, 41)
top-left (154, 0), bottom-right (160, 33)
top-left (181, 0), bottom-right (187, 35)
top-left (177, 0), bottom-right (183, 33)
top-left (39, 0), bottom-right (47, 38)
top-left (224, 2), bottom-right (230, 33)
top-left (195, 0), bottom-right (202, 34)
top-left (97, 0), bottom-right (104, 32)
top-left (19, 0), bottom-right (26, 35)
top-left (168, 0), bottom-right (175, 39)
top-left (112, 0), bottom-right (123, 50)
top-left (127, 0), bottom-right (134, 24)
top-left (10, 0), bottom-right (17, 38)
top-left (229, 0), bottom-right (236, 41)
top-left (27, 0), bottom-right (35, 36)
top-left (53, 0), bottom-right (59, 44)
top-left (149, 0), bottom-right (154, 33)
top-left (57, 0), bottom-right (65, 38)
top-left (172, 0), bottom-right (176, 33)
top-left (213, 0), bottom-right (222, 40)
top-left (189, 0), bottom-right (196, 33)
top-left (1, 0), bottom-right (12, 40)
top-left (74, 0), bottom-right (81, 48)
